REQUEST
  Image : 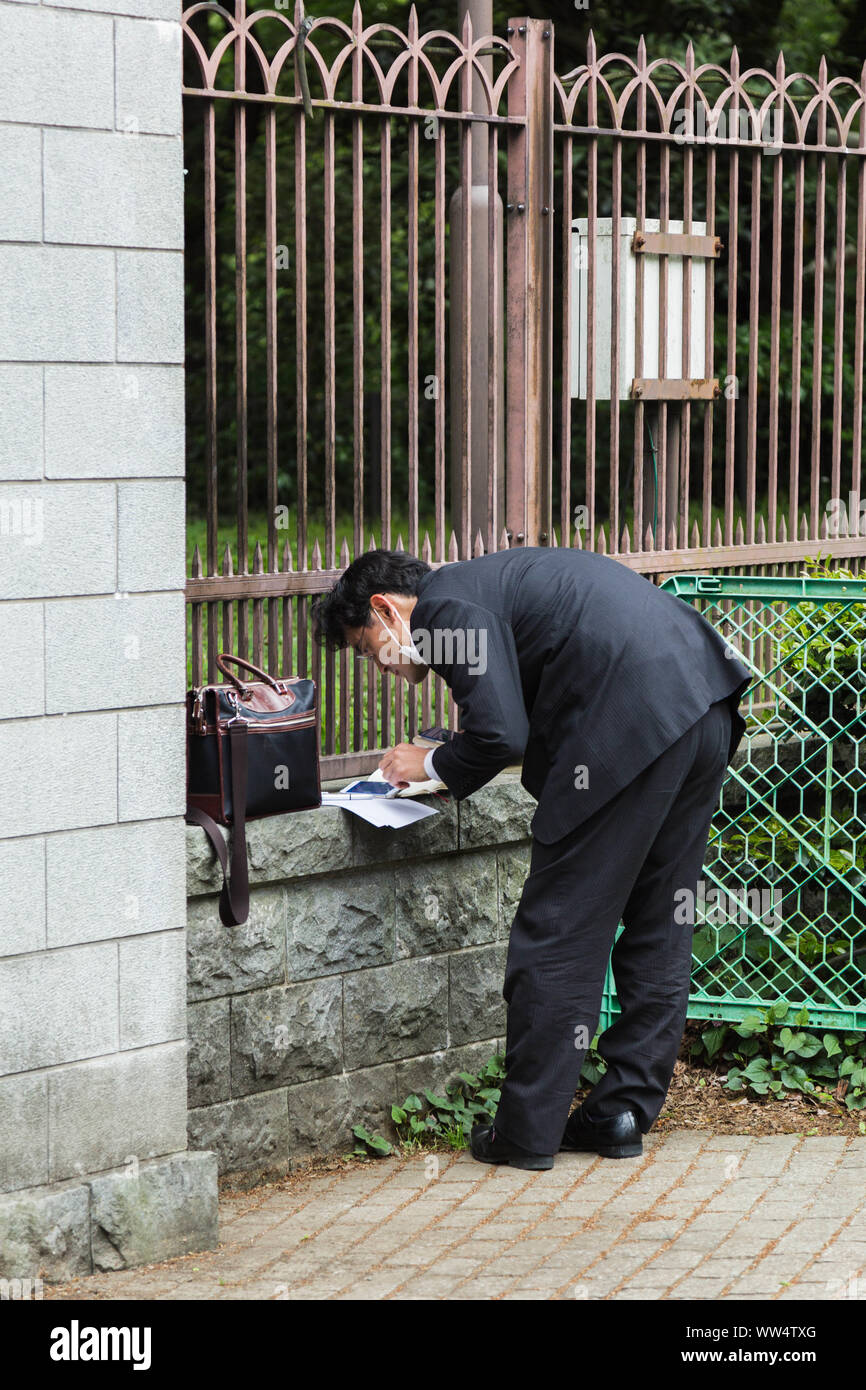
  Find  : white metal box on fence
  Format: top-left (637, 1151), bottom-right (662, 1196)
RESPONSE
top-left (570, 217), bottom-right (709, 400)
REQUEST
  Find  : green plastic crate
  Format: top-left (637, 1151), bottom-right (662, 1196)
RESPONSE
top-left (596, 573), bottom-right (866, 1037)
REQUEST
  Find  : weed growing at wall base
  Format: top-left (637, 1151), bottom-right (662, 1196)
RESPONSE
top-left (349, 1045), bottom-right (609, 1157)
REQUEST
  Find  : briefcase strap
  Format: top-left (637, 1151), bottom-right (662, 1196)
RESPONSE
top-left (185, 721), bottom-right (250, 927)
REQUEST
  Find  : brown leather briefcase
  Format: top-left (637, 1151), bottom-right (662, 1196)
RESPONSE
top-left (185, 654), bottom-right (321, 926)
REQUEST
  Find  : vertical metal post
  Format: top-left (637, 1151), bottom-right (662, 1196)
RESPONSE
top-left (506, 17), bottom-right (554, 547)
top-left (449, 0), bottom-right (505, 554)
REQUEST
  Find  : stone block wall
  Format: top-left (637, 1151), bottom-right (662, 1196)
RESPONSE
top-left (185, 734), bottom-right (764, 1188)
top-left (186, 774), bottom-right (536, 1185)
top-left (0, 0), bottom-right (217, 1281)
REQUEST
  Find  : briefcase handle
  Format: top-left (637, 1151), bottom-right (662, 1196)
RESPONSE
top-left (216, 652), bottom-right (292, 699)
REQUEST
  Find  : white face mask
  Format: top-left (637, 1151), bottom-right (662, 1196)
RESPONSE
top-left (377, 610), bottom-right (424, 665)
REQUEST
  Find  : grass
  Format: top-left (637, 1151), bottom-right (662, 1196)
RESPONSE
top-left (186, 509), bottom-right (440, 574)
top-left (186, 488), bottom-right (807, 575)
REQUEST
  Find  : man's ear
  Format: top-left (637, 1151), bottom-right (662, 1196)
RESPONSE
top-left (369, 592), bottom-right (396, 623)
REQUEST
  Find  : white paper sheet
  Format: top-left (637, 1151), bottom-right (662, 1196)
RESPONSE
top-left (319, 789), bottom-right (438, 828)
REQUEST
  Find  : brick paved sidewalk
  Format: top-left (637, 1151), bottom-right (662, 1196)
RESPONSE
top-left (46, 1130), bottom-right (866, 1301)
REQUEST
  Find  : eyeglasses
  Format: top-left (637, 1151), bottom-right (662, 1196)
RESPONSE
top-left (351, 631), bottom-right (375, 661)
top-left (351, 619), bottom-right (394, 666)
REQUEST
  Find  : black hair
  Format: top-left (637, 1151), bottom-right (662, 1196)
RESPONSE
top-left (311, 548), bottom-right (431, 651)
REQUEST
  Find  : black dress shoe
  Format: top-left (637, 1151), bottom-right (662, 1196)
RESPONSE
top-left (559, 1102), bottom-right (643, 1158)
top-left (470, 1123), bottom-right (554, 1170)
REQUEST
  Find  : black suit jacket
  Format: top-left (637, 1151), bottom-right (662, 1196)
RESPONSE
top-left (411, 547), bottom-right (752, 845)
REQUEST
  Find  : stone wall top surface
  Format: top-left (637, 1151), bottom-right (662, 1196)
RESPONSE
top-left (186, 770), bottom-right (535, 895)
top-left (186, 731), bottom-right (756, 897)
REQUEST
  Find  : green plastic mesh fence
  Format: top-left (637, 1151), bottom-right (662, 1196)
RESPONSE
top-left (598, 568), bottom-right (866, 1034)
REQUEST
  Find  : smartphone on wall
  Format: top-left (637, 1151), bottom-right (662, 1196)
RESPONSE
top-left (342, 779), bottom-right (396, 796)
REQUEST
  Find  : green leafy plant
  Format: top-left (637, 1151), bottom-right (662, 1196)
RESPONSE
top-left (776, 554), bottom-right (866, 738)
top-left (689, 999), bottom-right (866, 1110)
top-left (702, 807), bottom-right (863, 998)
top-left (349, 1124), bottom-right (393, 1159)
top-left (351, 1044), bottom-right (608, 1157)
top-left (390, 1055), bottom-right (507, 1153)
top-left (577, 1038), bottom-right (609, 1087)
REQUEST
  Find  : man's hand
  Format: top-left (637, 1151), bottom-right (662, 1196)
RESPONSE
top-left (378, 742), bottom-right (430, 788)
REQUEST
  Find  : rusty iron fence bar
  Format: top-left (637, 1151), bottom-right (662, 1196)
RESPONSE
top-left (552, 127), bottom-right (866, 157)
top-left (183, 5), bottom-right (866, 779)
top-left (182, 89), bottom-right (526, 127)
top-left (183, 2), bottom-right (528, 777)
top-left (553, 33), bottom-right (866, 559)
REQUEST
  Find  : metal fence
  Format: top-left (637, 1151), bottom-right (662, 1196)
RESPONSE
top-left (182, 5), bottom-right (866, 776)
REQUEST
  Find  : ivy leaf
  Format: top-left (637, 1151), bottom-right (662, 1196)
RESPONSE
top-left (351, 1124), bottom-right (392, 1156)
top-left (781, 1029), bottom-right (822, 1059)
top-left (733, 1013), bottom-right (766, 1038)
top-left (779, 1065), bottom-right (815, 1093)
top-left (423, 1088), bottom-right (453, 1110)
top-left (703, 1026), bottom-right (729, 1060)
top-left (743, 1057), bottom-right (772, 1081)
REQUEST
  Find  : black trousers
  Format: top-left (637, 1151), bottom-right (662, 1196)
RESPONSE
top-left (493, 697), bottom-right (733, 1155)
